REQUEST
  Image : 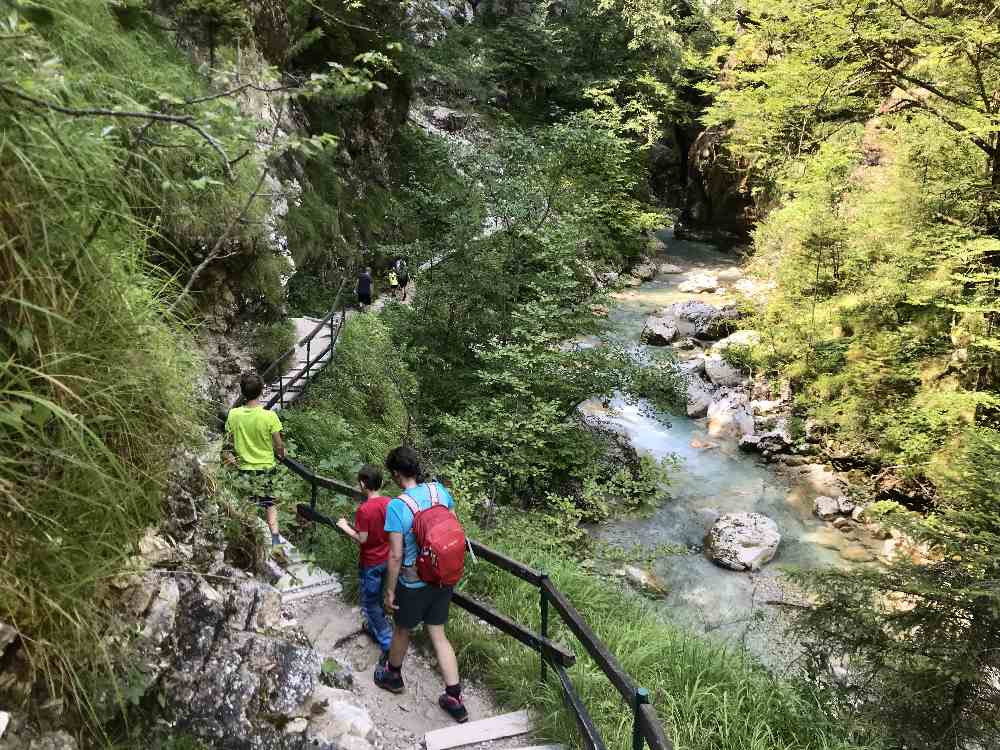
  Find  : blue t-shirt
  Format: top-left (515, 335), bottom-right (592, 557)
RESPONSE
top-left (384, 481), bottom-right (455, 589)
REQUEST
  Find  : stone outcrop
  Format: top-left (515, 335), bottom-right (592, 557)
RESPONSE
top-left (676, 124), bottom-right (756, 245)
top-left (425, 105), bottom-right (472, 132)
top-left (641, 316), bottom-right (677, 346)
top-left (101, 456), bottom-right (375, 750)
top-left (813, 495), bottom-right (856, 521)
top-left (706, 391), bottom-right (754, 438)
top-left (704, 355), bottom-right (746, 387)
top-left (705, 512), bottom-right (781, 571)
top-left (678, 272), bottom-right (718, 294)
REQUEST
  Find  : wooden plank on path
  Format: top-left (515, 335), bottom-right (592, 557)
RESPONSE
top-left (425, 710), bottom-right (533, 750)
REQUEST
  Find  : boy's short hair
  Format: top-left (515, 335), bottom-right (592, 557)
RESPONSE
top-left (385, 446), bottom-right (422, 481)
top-left (358, 464), bottom-right (383, 492)
top-left (240, 373), bottom-right (264, 400)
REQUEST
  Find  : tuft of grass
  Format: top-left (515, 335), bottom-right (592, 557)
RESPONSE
top-left (250, 319), bottom-right (297, 375)
top-left (0, 0), bottom-right (262, 732)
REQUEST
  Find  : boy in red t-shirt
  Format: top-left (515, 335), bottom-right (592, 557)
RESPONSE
top-left (337, 465), bottom-right (393, 659)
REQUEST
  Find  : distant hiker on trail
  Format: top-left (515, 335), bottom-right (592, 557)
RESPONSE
top-left (337, 465), bottom-right (393, 661)
top-left (387, 268), bottom-right (399, 299)
top-left (357, 266), bottom-right (373, 310)
top-left (221, 373), bottom-right (288, 548)
top-left (394, 258), bottom-right (409, 301)
top-left (374, 447), bottom-right (469, 723)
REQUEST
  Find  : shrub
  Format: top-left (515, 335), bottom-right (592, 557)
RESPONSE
top-left (250, 319), bottom-right (297, 375)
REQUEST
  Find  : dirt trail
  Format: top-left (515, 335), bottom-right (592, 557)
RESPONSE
top-left (290, 584), bottom-right (549, 750)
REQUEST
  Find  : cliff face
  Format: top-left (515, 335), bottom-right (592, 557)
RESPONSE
top-left (676, 124), bottom-right (756, 245)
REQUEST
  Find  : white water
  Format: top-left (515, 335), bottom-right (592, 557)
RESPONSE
top-left (587, 231), bottom-right (876, 668)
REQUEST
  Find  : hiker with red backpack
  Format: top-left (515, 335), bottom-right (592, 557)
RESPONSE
top-left (375, 446), bottom-right (468, 723)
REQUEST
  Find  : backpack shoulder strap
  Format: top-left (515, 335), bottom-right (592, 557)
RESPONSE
top-left (427, 482), bottom-right (443, 506)
top-left (398, 493), bottom-right (420, 515)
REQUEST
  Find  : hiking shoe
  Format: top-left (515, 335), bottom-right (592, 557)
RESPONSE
top-left (374, 663), bottom-right (404, 694)
top-left (438, 694), bottom-right (469, 723)
top-left (378, 650), bottom-right (389, 667)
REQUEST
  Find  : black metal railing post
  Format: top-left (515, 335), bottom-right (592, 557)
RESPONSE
top-left (632, 688), bottom-right (650, 750)
top-left (305, 338), bottom-right (311, 381)
top-left (539, 571), bottom-right (549, 682)
top-left (279, 373), bottom-right (285, 408)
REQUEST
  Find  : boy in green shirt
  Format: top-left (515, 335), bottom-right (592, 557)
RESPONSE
top-left (222, 373), bottom-right (287, 546)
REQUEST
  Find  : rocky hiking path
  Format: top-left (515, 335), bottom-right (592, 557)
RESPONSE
top-left (274, 543), bottom-right (552, 750)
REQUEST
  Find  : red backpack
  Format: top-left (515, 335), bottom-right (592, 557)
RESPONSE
top-left (399, 482), bottom-right (466, 587)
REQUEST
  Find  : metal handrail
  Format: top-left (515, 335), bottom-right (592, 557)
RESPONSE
top-left (281, 456), bottom-right (673, 750)
top-left (257, 278), bottom-right (347, 386)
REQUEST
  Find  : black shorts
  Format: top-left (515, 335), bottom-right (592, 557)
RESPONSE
top-left (358, 291), bottom-right (372, 306)
top-left (394, 582), bottom-right (453, 629)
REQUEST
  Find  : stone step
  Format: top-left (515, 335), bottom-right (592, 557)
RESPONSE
top-left (275, 552), bottom-right (342, 604)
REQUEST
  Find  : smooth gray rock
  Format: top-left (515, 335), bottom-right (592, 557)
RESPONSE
top-left (667, 301), bottom-right (741, 340)
top-left (814, 495), bottom-right (841, 521)
top-left (678, 272), bottom-right (718, 293)
top-left (641, 315), bottom-right (678, 346)
top-left (704, 355), bottom-right (747, 387)
top-left (686, 378), bottom-right (715, 418)
top-left (707, 391), bottom-right (754, 438)
top-left (705, 513), bottom-right (781, 571)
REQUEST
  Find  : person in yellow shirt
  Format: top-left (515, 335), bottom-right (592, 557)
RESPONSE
top-left (222, 373), bottom-right (287, 546)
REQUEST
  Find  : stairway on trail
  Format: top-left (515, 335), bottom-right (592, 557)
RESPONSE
top-left (261, 280), bottom-right (414, 411)
top-left (271, 541), bottom-right (558, 750)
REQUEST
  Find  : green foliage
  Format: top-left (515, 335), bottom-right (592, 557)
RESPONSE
top-left (296, 314), bottom-right (415, 463)
top-left (175, 0), bottom-right (251, 70)
top-left (371, 118), bottom-right (674, 510)
top-left (789, 428), bottom-right (1000, 749)
top-left (707, 0), bottom-right (1000, 478)
top-left (1, 0), bottom-right (206, 720)
top-left (249, 319), bottom-right (297, 375)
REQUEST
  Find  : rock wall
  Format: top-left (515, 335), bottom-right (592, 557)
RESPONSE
top-left (675, 125), bottom-right (756, 245)
top-left (0, 455), bottom-right (376, 750)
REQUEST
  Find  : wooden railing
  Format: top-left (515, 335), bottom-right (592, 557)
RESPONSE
top-left (281, 456), bottom-right (673, 750)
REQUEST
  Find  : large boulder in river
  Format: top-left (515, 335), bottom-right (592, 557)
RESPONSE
top-left (678, 272), bottom-right (718, 293)
top-left (707, 391), bottom-right (754, 438)
top-left (641, 315), bottom-right (677, 345)
top-left (668, 301), bottom-right (741, 340)
top-left (633, 260), bottom-right (658, 281)
top-left (686, 377), bottom-right (715, 418)
top-left (705, 512), bottom-right (781, 571)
